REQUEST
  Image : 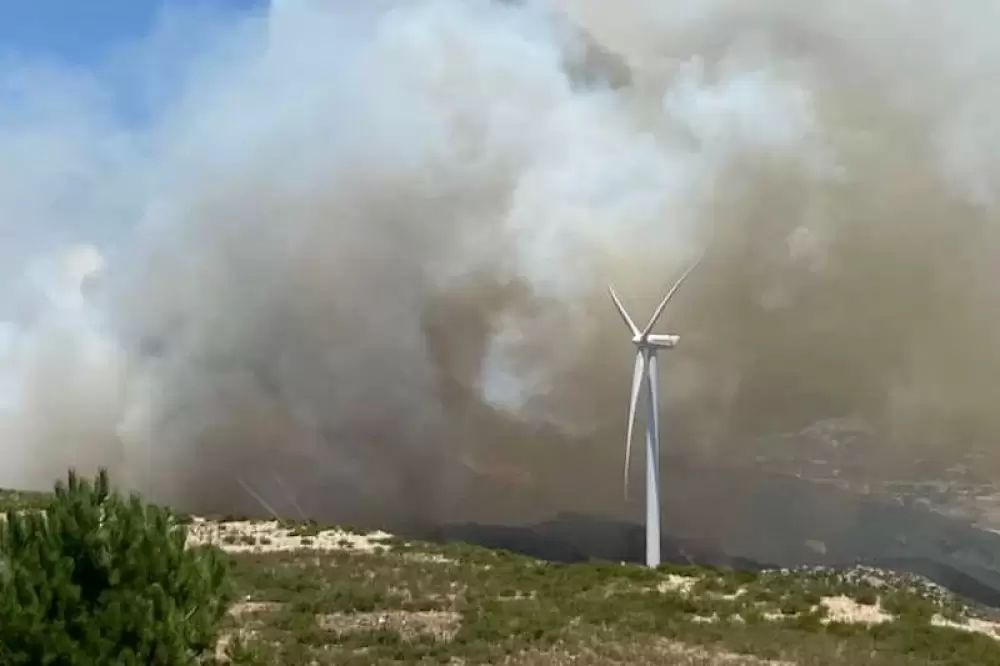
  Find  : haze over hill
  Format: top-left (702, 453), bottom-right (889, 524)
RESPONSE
top-left (1, 0), bottom-right (1000, 549)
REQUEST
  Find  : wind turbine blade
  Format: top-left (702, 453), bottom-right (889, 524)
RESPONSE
top-left (608, 285), bottom-right (640, 337)
top-left (237, 478), bottom-right (282, 522)
top-left (641, 252), bottom-right (705, 337)
top-left (274, 474), bottom-right (307, 521)
top-left (624, 350), bottom-right (645, 499)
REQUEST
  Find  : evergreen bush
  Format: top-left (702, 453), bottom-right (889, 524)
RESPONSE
top-left (0, 468), bottom-right (231, 665)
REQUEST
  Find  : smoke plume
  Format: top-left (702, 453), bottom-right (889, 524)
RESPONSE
top-left (2, 0), bottom-right (1000, 527)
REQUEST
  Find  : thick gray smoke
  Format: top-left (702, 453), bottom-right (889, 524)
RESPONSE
top-left (2, 0), bottom-right (1000, 527)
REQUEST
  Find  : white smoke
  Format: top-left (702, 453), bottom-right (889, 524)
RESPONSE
top-left (1, 0), bottom-right (999, 522)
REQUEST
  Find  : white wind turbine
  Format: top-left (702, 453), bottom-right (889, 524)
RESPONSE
top-left (609, 255), bottom-right (703, 568)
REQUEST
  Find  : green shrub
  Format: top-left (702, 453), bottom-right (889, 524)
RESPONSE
top-left (0, 468), bottom-right (231, 665)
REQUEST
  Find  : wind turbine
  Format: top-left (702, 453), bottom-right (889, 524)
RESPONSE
top-left (609, 255), bottom-right (703, 568)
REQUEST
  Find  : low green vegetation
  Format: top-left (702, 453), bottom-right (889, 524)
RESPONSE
top-left (0, 487), bottom-right (53, 513)
top-left (218, 540), bottom-right (1000, 665)
top-left (2, 471), bottom-right (999, 665)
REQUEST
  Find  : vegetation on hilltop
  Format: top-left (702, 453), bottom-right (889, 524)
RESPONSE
top-left (1, 471), bottom-right (1000, 665)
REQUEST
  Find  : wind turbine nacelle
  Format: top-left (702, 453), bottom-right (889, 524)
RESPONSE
top-left (645, 334), bottom-right (679, 349)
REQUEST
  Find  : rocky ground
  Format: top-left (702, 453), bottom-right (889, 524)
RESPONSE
top-left (195, 516), bottom-right (1000, 664)
top-left (4, 486), bottom-right (1000, 665)
top-left (738, 418), bottom-right (1000, 532)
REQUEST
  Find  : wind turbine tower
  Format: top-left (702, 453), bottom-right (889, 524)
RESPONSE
top-left (609, 256), bottom-right (702, 568)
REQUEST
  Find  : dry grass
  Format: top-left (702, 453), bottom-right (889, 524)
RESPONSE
top-left (4, 486), bottom-right (1000, 665)
top-left (317, 610), bottom-right (463, 641)
top-left (182, 517), bottom-right (1000, 665)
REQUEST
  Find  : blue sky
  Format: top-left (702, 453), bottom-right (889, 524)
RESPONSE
top-left (0, 0), bottom-right (272, 128)
top-left (0, 0), bottom-right (273, 253)
top-left (0, 0), bottom-right (267, 69)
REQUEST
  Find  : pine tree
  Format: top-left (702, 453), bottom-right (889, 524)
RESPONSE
top-left (0, 468), bottom-right (231, 665)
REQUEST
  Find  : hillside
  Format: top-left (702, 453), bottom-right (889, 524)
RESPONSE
top-left (4, 488), bottom-right (1000, 665)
